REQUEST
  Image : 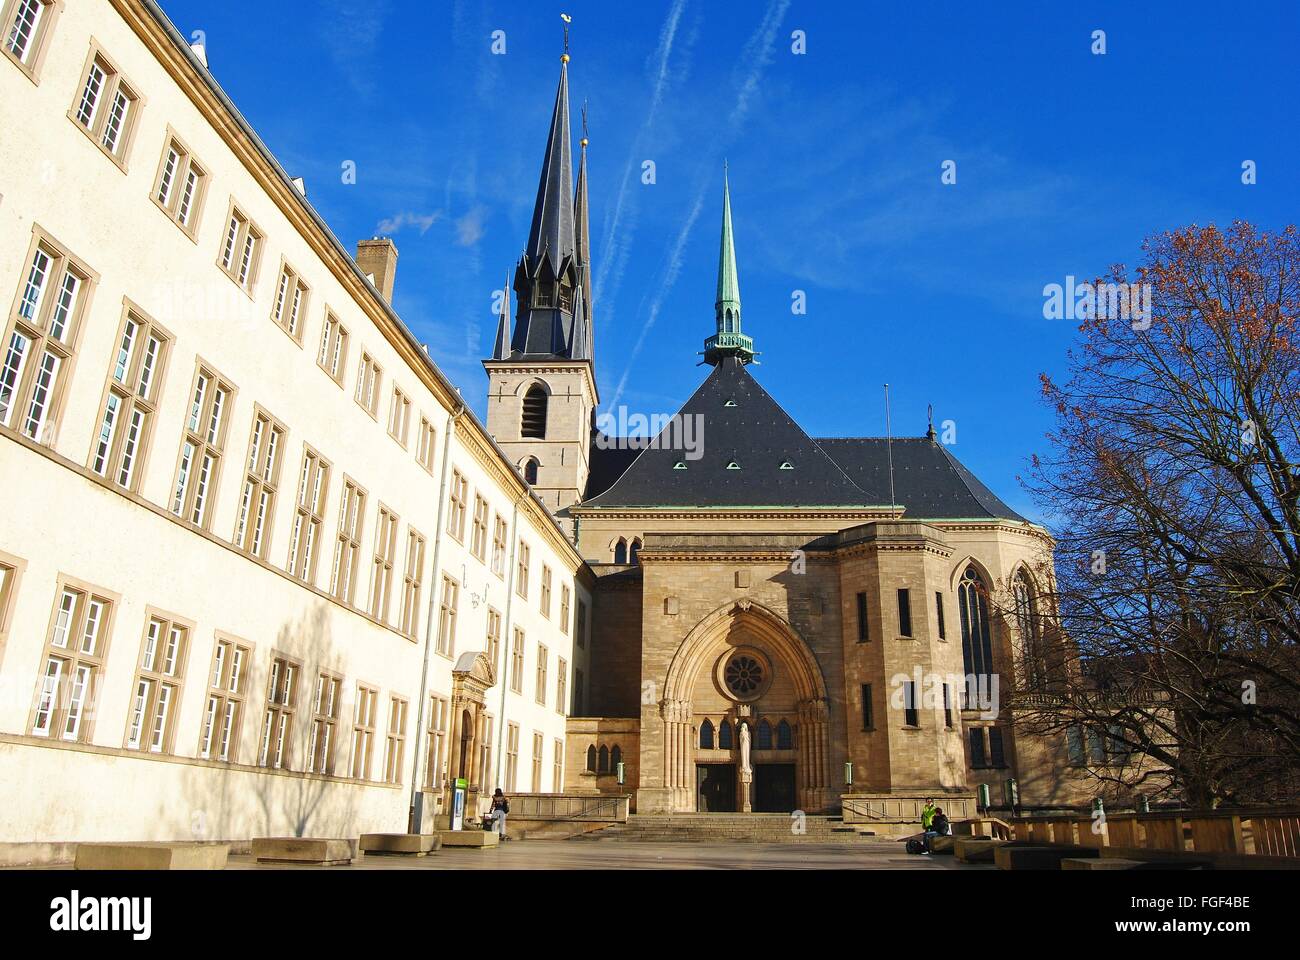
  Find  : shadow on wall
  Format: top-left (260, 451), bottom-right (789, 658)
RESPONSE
top-left (177, 601), bottom-right (365, 842)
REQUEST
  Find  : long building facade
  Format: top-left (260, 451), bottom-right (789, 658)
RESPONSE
top-left (0, 0), bottom-right (592, 859)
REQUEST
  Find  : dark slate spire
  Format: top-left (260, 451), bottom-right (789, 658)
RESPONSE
top-left (492, 272), bottom-right (510, 361)
top-left (572, 103), bottom-right (594, 362)
top-left (703, 165), bottom-right (756, 365)
top-left (509, 49), bottom-right (583, 359)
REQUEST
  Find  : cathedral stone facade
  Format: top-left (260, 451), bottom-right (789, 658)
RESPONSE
top-left (485, 54), bottom-right (1090, 817)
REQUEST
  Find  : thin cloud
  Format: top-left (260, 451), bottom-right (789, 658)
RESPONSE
top-left (318, 0), bottom-right (392, 97)
top-left (456, 206), bottom-right (486, 247)
top-left (375, 211), bottom-right (442, 235)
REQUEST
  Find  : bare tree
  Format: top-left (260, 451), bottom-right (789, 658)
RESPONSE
top-left (1018, 221), bottom-right (1300, 809)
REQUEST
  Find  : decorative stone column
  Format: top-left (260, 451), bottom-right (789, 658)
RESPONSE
top-left (660, 698), bottom-right (693, 812)
top-left (797, 697), bottom-right (832, 812)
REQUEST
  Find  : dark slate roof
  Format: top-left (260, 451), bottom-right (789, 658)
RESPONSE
top-left (579, 358), bottom-right (1024, 521)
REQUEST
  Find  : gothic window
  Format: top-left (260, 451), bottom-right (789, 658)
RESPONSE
top-left (718, 719), bottom-right (733, 750)
top-left (756, 719), bottom-right (773, 750)
top-left (776, 719), bottom-right (793, 750)
top-left (535, 283), bottom-right (554, 308)
top-left (523, 457), bottom-right (539, 485)
top-left (1013, 570), bottom-right (1046, 689)
top-left (597, 744), bottom-right (609, 773)
top-left (613, 539), bottom-right (627, 564)
top-left (724, 654), bottom-right (764, 698)
top-left (700, 719), bottom-right (714, 749)
top-left (611, 745), bottom-right (622, 770)
top-left (958, 566), bottom-right (994, 689)
top-left (521, 385), bottom-right (547, 439)
top-left (558, 284), bottom-right (573, 312)
top-left (586, 744), bottom-right (596, 772)
top-left (630, 538), bottom-right (642, 564)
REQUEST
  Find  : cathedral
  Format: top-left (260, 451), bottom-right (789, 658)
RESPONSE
top-left (482, 51), bottom-right (1087, 817)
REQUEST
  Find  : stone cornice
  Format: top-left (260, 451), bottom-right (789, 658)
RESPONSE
top-left (482, 359), bottom-right (599, 405)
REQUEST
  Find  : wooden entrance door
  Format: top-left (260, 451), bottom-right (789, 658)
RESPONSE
top-left (754, 763), bottom-right (797, 812)
top-left (696, 763), bottom-right (736, 812)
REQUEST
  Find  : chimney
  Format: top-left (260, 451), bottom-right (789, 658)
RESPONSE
top-left (356, 237), bottom-right (398, 304)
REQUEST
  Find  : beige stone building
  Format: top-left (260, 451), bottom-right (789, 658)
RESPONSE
top-left (0, 0), bottom-right (592, 861)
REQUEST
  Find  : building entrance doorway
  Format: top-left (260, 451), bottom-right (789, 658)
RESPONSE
top-left (696, 763), bottom-right (736, 812)
top-left (753, 763), bottom-right (796, 812)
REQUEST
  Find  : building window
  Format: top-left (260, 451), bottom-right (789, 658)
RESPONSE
top-left (485, 607), bottom-right (502, 672)
top-left (2, 0), bottom-right (60, 79)
top-left (490, 514), bottom-right (507, 578)
top-left (516, 539), bottom-right (530, 599)
top-left (902, 680), bottom-right (919, 728)
top-left (718, 720), bottom-right (733, 750)
top-left (855, 591), bottom-right (868, 643)
top-left (436, 576), bottom-right (458, 657)
top-left (756, 719), bottom-right (773, 750)
top-left (350, 685), bottom-right (378, 780)
top-left (540, 565), bottom-right (552, 618)
top-left (505, 722), bottom-right (520, 791)
top-left (860, 684), bottom-right (873, 730)
top-left (560, 585), bottom-right (571, 635)
top-left (1013, 570), bottom-right (1047, 689)
top-left (1065, 725), bottom-right (1087, 766)
top-left (199, 635), bottom-right (248, 762)
top-left (446, 470), bottom-right (467, 541)
top-left (383, 696), bottom-right (408, 784)
top-left (532, 731), bottom-right (544, 792)
top-left (523, 457), bottom-right (539, 485)
top-left (70, 45), bottom-right (140, 167)
top-left (776, 719), bottom-right (793, 750)
top-left (368, 506), bottom-right (399, 623)
top-left (329, 478), bottom-right (367, 605)
top-left (316, 311), bottom-right (349, 385)
top-left (630, 538), bottom-right (642, 564)
top-left (387, 385), bottom-right (411, 446)
top-left (597, 745), bottom-right (609, 773)
top-left (269, 262), bottom-right (308, 341)
top-left (586, 744), bottom-right (597, 771)
top-left (576, 600), bottom-right (587, 649)
top-left (0, 553), bottom-right (23, 663)
top-left (969, 726), bottom-right (1007, 769)
top-left (415, 416), bottom-right (436, 473)
top-left (171, 363), bottom-right (234, 529)
top-left (935, 591), bottom-right (946, 640)
top-left (553, 738), bottom-right (564, 792)
top-left (424, 694), bottom-right (448, 788)
top-left (233, 408), bottom-right (285, 559)
top-left (969, 727), bottom-right (986, 768)
top-left (897, 588), bottom-right (912, 637)
top-left (470, 495), bottom-right (488, 561)
top-left (613, 539), bottom-right (627, 564)
top-left (521, 385), bottom-right (547, 439)
top-left (152, 132), bottom-right (208, 236)
top-left (958, 566), bottom-right (995, 689)
top-left (573, 668), bottom-right (584, 715)
top-left (509, 627), bottom-right (524, 693)
top-left (90, 306), bottom-right (170, 491)
top-left (399, 527), bottom-right (426, 639)
top-left (479, 715), bottom-right (494, 792)
top-left (2, 233), bottom-right (93, 444)
top-left (700, 719), bottom-right (715, 749)
top-left (305, 673), bottom-right (341, 775)
top-left (353, 351), bottom-right (382, 418)
top-left (216, 202), bottom-right (263, 291)
top-left (32, 582), bottom-right (114, 741)
top-left (943, 684), bottom-right (953, 728)
top-left (535, 643), bottom-right (548, 706)
top-left (287, 447), bottom-right (330, 584)
top-left (556, 657), bottom-right (567, 714)
top-left (258, 655), bottom-right (299, 769)
top-left (125, 613), bottom-right (190, 753)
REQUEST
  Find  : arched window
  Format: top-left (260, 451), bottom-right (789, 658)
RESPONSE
top-left (523, 457), bottom-right (539, 485)
top-left (630, 538), bottom-right (642, 564)
top-left (613, 539), bottom-right (628, 564)
top-left (959, 566), bottom-right (994, 684)
top-left (756, 719), bottom-right (773, 750)
top-left (1013, 570), bottom-right (1046, 689)
top-left (776, 719), bottom-right (793, 750)
top-left (597, 745), bottom-right (609, 773)
top-left (611, 745), bottom-right (622, 770)
top-left (586, 745), bottom-right (597, 772)
top-left (718, 720), bottom-right (733, 750)
top-left (521, 385), bottom-right (548, 439)
top-left (700, 719), bottom-right (715, 749)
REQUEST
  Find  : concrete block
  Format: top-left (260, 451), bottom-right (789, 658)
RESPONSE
top-left (251, 837), bottom-right (358, 865)
top-left (438, 829), bottom-right (500, 848)
top-left (995, 844), bottom-right (1099, 870)
top-left (1062, 857), bottom-right (1149, 870)
top-left (75, 843), bottom-right (229, 870)
top-left (359, 833), bottom-right (441, 856)
top-left (929, 835), bottom-right (956, 854)
top-left (954, 838), bottom-right (1004, 863)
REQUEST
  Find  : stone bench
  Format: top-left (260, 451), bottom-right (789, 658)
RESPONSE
top-left (995, 843), bottom-right (1099, 870)
top-left (359, 833), bottom-right (442, 857)
top-left (251, 837), bottom-right (358, 866)
top-left (438, 830), bottom-right (499, 848)
top-left (929, 835), bottom-right (956, 854)
top-left (75, 842), bottom-right (229, 870)
top-left (954, 837), bottom-right (1004, 863)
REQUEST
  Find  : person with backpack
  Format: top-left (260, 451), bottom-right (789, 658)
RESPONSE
top-left (488, 788), bottom-right (510, 840)
top-left (921, 798), bottom-right (937, 831)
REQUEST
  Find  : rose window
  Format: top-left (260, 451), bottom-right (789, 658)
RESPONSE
top-left (725, 655), bottom-right (765, 697)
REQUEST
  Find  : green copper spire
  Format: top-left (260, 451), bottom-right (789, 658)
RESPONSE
top-left (704, 164), bottom-right (756, 365)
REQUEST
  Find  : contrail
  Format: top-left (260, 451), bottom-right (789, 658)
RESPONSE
top-left (607, 0), bottom-right (790, 411)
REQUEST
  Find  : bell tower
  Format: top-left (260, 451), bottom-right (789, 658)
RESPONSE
top-left (483, 41), bottom-right (597, 524)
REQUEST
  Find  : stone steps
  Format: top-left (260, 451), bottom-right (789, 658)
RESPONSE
top-left (573, 814), bottom-right (882, 844)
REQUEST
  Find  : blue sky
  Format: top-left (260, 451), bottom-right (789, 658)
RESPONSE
top-left (158, 0), bottom-right (1298, 521)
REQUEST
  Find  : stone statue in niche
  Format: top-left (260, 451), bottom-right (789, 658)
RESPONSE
top-left (739, 721), bottom-right (752, 782)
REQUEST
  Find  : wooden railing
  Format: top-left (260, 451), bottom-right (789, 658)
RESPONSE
top-left (1010, 807), bottom-right (1300, 858)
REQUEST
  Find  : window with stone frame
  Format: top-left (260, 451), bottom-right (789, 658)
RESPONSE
top-left (287, 447), bottom-right (330, 584)
top-left (305, 672), bottom-right (342, 775)
top-left (171, 362), bottom-right (235, 529)
top-left (233, 407), bottom-right (286, 560)
top-left (258, 655), bottom-right (299, 769)
top-left (350, 684), bottom-right (378, 780)
top-left (153, 131), bottom-right (209, 237)
top-left (124, 611), bottom-right (190, 754)
top-left (2, 0), bottom-right (61, 80)
top-left (70, 43), bottom-right (141, 167)
top-left (31, 580), bottom-right (115, 742)
top-left (90, 305), bottom-right (171, 492)
top-left (199, 635), bottom-right (250, 762)
top-left (382, 695), bottom-right (408, 784)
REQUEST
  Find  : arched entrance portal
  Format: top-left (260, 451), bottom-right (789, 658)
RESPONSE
top-left (660, 601), bottom-right (832, 814)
